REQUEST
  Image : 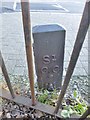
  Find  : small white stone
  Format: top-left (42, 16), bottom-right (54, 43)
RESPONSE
top-left (0, 111), bottom-right (2, 117)
top-left (16, 112), bottom-right (21, 118)
top-left (23, 107), bottom-right (27, 112)
top-left (6, 113), bottom-right (11, 118)
top-left (35, 110), bottom-right (43, 118)
top-left (24, 113), bottom-right (28, 118)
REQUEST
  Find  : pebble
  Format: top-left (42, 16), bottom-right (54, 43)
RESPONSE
top-left (6, 113), bottom-right (11, 118)
top-left (24, 113), bottom-right (28, 118)
top-left (23, 107), bottom-right (27, 113)
top-left (34, 110), bottom-right (43, 118)
top-left (14, 105), bottom-right (19, 109)
top-left (0, 111), bottom-right (2, 117)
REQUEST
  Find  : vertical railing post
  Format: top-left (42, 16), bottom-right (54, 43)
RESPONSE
top-left (54, 0), bottom-right (90, 114)
top-left (79, 107), bottom-right (90, 120)
top-left (0, 52), bottom-right (15, 98)
top-left (21, 0), bottom-right (36, 105)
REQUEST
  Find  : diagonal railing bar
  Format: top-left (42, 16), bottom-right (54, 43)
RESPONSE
top-left (0, 51), bottom-right (15, 98)
top-left (54, 0), bottom-right (90, 114)
top-left (21, 0), bottom-right (36, 106)
top-left (79, 107), bottom-right (90, 120)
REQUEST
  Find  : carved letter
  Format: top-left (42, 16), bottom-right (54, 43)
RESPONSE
top-left (43, 55), bottom-right (50, 64)
top-left (41, 67), bottom-right (48, 73)
top-left (53, 65), bottom-right (59, 73)
top-left (52, 54), bottom-right (56, 62)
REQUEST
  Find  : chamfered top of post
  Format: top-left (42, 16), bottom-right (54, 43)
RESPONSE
top-left (33, 24), bottom-right (65, 33)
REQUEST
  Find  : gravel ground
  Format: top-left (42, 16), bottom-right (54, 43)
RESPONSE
top-left (66, 76), bottom-right (88, 102)
top-left (0, 74), bottom-right (89, 119)
top-left (0, 99), bottom-right (59, 119)
top-left (0, 74), bottom-right (88, 97)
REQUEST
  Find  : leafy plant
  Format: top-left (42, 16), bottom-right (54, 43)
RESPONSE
top-left (73, 90), bottom-right (78, 98)
top-left (51, 89), bottom-right (58, 99)
top-left (37, 90), bottom-right (49, 104)
top-left (61, 110), bottom-right (70, 118)
top-left (37, 89), bottom-right (87, 118)
top-left (61, 105), bottom-right (75, 118)
top-left (61, 90), bottom-right (87, 118)
top-left (37, 89), bottom-right (58, 106)
top-left (73, 102), bottom-right (87, 115)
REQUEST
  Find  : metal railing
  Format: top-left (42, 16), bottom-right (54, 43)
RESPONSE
top-left (0, 0), bottom-right (90, 119)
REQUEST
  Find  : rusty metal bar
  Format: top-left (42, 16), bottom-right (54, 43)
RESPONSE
top-left (0, 51), bottom-right (15, 98)
top-left (0, 88), bottom-right (62, 119)
top-left (21, 0), bottom-right (36, 105)
top-left (2, 118), bottom-right (30, 120)
top-left (54, 0), bottom-right (90, 114)
top-left (79, 107), bottom-right (90, 120)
